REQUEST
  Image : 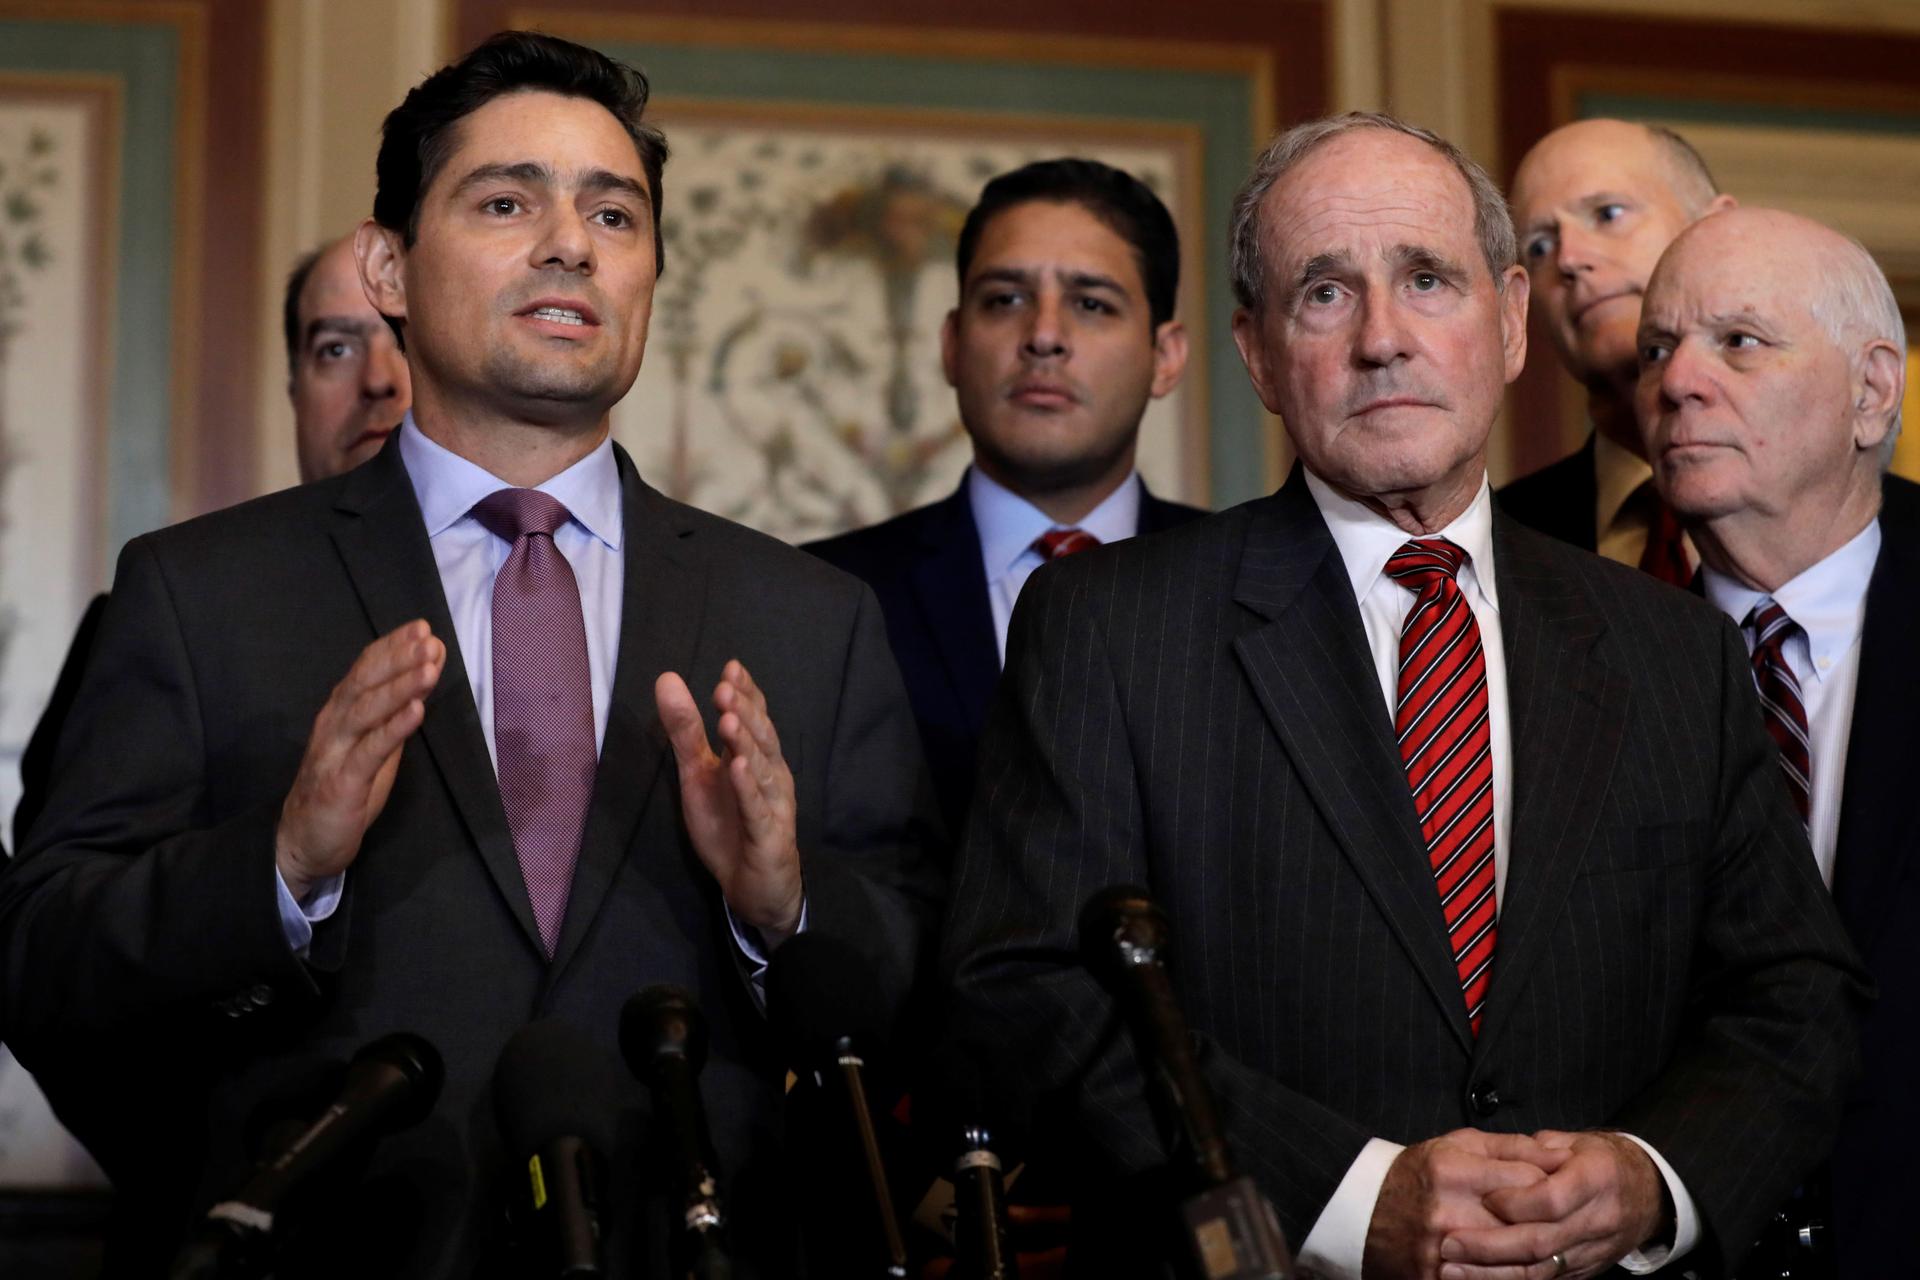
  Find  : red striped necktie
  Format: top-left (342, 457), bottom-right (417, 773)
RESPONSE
top-left (1744, 600), bottom-right (1811, 825)
top-left (1387, 539), bottom-right (1498, 1036)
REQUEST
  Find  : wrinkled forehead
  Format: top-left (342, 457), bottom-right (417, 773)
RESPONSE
top-left (1644, 224), bottom-right (1805, 325)
top-left (1514, 127), bottom-right (1671, 216)
top-left (1263, 133), bottom-right (1479, 277)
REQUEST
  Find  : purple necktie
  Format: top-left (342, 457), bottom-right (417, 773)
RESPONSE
top-left (472, 488), bottom-right (596, 957)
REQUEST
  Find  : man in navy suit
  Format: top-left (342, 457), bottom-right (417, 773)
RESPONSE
top-left (808, 159), bottom-right (1207, 833)
top-left (1637, 205), bottom-right (1914, 1278)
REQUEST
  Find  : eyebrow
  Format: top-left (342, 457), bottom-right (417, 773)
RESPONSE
top-left (303, 316), bottom-right (379, 344)
top-left (968, 265), bottom-right (1131, 296)
top-left (1525, 192), bottom-right (1628, 235)
top-left (449, 160), bottom-right (649, 206)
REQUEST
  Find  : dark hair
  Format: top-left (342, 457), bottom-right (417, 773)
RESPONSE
top-left (372, 30), bottom-right (669, 269)
top-left (955, 158), bottom-right (1180, 328)
top-left (282, 246), bottom-right (324, 380)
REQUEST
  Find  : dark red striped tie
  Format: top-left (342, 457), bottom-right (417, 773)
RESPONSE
top-left (1744, 601), bottom-right (1811, 825)
top-left (472, 488), bottom-right (597, 957)
top-left (1033, 527), bottom-right (1100, 560)
top-left (1388, 539), bottom-right (1498, 1035)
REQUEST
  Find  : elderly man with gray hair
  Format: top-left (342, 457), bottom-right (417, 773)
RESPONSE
top-left (940, 111), bottom-right (1863, 1280)
top-left (1636, 205), bottom-right (1915, 1278)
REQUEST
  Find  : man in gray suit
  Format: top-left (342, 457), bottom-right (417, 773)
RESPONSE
top-left (942, 112), bottom-right (1861, 1279)
top-left (0, 32), bottom-right (939, 1277)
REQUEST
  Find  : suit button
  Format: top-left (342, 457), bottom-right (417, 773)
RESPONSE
top-left (246, 984), bottom-right (274, 1008)
top-left (1469, 1083), bottom-right (1502, 1117)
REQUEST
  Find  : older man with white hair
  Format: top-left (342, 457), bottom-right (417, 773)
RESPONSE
top-left (1636, 205), bottom-right (1916, 1278)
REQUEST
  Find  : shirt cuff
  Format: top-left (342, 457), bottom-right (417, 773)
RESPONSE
top-left (725, 897), bottom-right (808, 1005)
top-left (1614, 1133), bottom-right (1700, 1272)
top-left (1295, 1136), bottom-right (1405, 1279)
top-left (274, 868), bottom-right (344, 957)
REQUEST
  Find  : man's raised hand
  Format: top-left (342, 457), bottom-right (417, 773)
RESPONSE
top-left (655, 661), bottom-right (803, 945)
top-left (276, 620), bottom-right (443, 900)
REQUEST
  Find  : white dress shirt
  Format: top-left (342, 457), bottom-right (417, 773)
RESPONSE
top-left (1293, 471), bottom-right (1697, 1279)
top-left (969, 465), bottom-right (1144, 664)
top-left (1700, 518), bottom-right (1880, 887)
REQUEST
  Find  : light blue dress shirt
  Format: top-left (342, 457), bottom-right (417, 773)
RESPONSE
top-left (968, 465), bottom-right (1143, 664)
top-left (1701, 516), bottom-right (1880, 886)
top-left (275, 416), bottom-right (623, 949)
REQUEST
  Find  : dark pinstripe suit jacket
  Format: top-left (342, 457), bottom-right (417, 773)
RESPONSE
top-left (942, 466), bottom-right (1865, 1274)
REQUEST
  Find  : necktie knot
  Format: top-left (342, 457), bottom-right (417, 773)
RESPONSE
top-left (1034, 527), bottom-right (1101, 561)
top-left (1744, 599), bottom-right (1798, 653)
top-left (1386, 538), bottom-right (1468, 592)
top-left (473, 487), bottom-right (572, 542)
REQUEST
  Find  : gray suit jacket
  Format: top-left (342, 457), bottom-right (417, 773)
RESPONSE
top-left (942, 466), bottom-right (1864, 1275)
top-left (0, 437), bottom-right (944, 1277)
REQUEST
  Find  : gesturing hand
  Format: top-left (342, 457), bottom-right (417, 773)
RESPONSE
top-left (1364, 1129), bottom-right (1570, 1280)
top-left (1440, 1131), bottom-right (1668, 1280)
top-left (276, 620), bottom-right (444, 900)
top-left (655, 661), bottom-right (803, 944)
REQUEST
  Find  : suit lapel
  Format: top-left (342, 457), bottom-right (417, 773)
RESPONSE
top-left (1473, 516), bottom-right (1627, 1057)
top-left (908, 485), bottom-right (1001, 736)
top-left (1231, 471), bottom-right (1475, 1051)
top-left (549, 448), bottom-right (707, 979)
top-left (1832, 490), bottom-right (1920, 953)
top-left (330, 439), bottom-right (543, 952)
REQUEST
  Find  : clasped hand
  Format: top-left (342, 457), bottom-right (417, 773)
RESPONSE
top-left (1363, 1128), bottom-right (1667, 1280)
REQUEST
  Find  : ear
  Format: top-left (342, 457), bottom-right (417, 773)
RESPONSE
top-left (1703, 192), bottom-right (1738, 218)
top-left (1147, 319), bottom-right (1190, 399)
top-left (1231, 306), bottom-right (1284, 415)
top-left (1852, 338), bottom-right (1904, 455)
top-left (1497, 264), bottom-right (1531, 384)
top-left (939, 308), bottom-right (961, 389)
top-left (355, 218), bottom-right (408, 325)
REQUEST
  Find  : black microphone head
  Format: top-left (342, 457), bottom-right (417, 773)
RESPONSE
top-left (492, 1019), bottom-right (632, 1162)
top-left (619, 985), bottom-right (710, 1086)
top-left (348, 1031), bottom-right (445, 1132)
top-left (765, 931), bottom-right (888, 1071)
top-left (1078, 884), bottom-right (1171, 980)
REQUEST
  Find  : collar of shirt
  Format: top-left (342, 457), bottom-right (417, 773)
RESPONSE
top-left (397, 411), bottom-right (623, 552)
top-left (966, 464), bottom-right (1143, 579)
top-left (1701, 517), bottom-right (1881, 681)
top-left (1593, 427), bottom-right (1656, 539)
top-left (1302, 468), bottom-right (1501, 615)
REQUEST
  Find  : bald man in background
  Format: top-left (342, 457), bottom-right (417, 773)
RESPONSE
top-left (1637, 206), bottom-right (1913, 1278)
top-left (13, 235), bottom-right (411, 850)
top-left (1499, 119), bottom-right (1733, 584)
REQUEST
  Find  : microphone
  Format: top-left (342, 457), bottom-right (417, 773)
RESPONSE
top-left (1079, 886), bottom-right (1292, 1280)
top-left (494, 1018), bottom-right (627, 1277)
top-left (929, 1041), bottom-right (1023, 1280)
top-left (168, 1031), bottom-right (444, 1280)
top-left (767, 931), bottom-right (908, 1279)
top-left (619, 985), bottom-right (730, 1280)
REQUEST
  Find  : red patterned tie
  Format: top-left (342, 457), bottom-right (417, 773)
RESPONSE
top-left (472, 488), bottom-right (597, 957)
top-left (1745, 601), bottom-right (1811, 825)
top-left (1388, 539), bottom-right (1498, 1035)
top-left (1636, 484), bottom-right (1692, 588)
top-left (1033, 528), bottom-right (1101, 560)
